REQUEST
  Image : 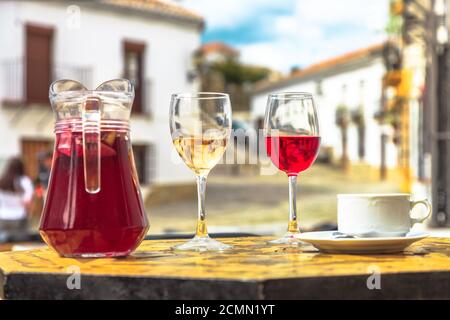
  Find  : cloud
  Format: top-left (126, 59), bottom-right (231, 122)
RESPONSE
top-left (239, 30), bottom-right (386, 72)
top-left (182, 0), bottom-right (294, 30)
top-left (292, 0), bottom-right (387, 29)
top-left (182, 0), bottom-right (389, 72)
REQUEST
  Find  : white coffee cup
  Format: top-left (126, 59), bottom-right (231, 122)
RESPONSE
top-left (337, 193), bottom-right (432, 237)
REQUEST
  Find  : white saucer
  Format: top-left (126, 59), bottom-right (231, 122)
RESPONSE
top-left (298, 231), bottom-right (429, 254)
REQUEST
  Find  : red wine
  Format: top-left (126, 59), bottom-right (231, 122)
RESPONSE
top-left (266, 136), bottom-right (320, 176)
top-left (40, 130), bottom-right (149, 257)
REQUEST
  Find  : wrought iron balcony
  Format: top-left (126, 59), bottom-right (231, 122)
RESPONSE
top-left (1, 58), bottom-right (93, 106)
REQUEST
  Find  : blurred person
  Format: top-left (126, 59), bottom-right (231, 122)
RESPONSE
top-left (0, 157), bottom-right (34, 239)
top-left (37, 150), bottom-right (53, 190)
top-left (28, 151), bottom-right (54, 223)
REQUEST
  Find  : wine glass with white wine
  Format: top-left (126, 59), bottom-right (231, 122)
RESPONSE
top-left (169, 92), bottom-right (232, 251)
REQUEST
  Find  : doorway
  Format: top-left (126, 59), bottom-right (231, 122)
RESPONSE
top-left (25, 24), bottom-right (53, 104)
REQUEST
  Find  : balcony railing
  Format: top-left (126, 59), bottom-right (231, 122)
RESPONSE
top-left (54, 64), bottom-right (93, 89)
top-left (2, 59), bottom-right (153, 118)
top-left (2, 58), bottom-right (24, 103)
top-left (1, 58), bottom-right (93, 105)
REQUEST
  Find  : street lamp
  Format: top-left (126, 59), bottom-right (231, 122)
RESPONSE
top-left (434, 0), bottom-right (448, 52)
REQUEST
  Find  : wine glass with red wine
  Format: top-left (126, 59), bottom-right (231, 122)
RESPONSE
top-left (264, 92), bottom-right (320, 245)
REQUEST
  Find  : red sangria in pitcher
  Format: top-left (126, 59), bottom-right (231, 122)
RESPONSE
top-left (40, 79), bottom-right (149, 258)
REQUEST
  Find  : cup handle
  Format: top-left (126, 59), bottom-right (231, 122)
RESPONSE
top-left (410, 199), bottom-right (432, 225)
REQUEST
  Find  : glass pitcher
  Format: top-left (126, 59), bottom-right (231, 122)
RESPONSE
top-left (40, 79), bottom-right (149, 258)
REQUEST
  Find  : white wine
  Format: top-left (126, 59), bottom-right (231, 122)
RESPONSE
top-left (173, 136), bottom-right (228, 175)
top-left (169, 92), bottom-right (233, 251)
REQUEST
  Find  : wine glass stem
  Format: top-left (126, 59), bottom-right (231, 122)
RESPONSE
top-left (288, 175), bottom-right (299, 233)
top-left (196, 175), bottom-right (208, 237)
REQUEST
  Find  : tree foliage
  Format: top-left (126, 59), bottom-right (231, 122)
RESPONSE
top-left (210, 59), bottom-right (271, 85)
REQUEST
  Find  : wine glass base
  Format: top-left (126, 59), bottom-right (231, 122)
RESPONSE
top-left (268, 232), bottom-right (307, 245)
top-left (172, 235), bottom-right (232, 252)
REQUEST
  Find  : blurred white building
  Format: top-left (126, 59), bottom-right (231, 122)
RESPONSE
top-left (251, 44), bottom-right (398, 171)
top-left (0, 0), bottom-right (203, 191)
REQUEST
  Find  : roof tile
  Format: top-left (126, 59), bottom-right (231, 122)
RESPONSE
top-left (254, 43), bottom-right (385, 93)
top-left (101, 0), bottom-right (203, 24)
top-left (199, 42), bottom-right (240, 56)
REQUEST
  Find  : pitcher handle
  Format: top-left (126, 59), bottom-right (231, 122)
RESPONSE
top-left (82, 96), bottom-right (102, 194)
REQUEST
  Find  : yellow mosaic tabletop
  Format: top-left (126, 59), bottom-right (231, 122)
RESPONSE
top-left (1, 237), bottom-right (450, 299)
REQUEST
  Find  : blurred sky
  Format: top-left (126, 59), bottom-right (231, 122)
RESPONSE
top-left (182, 0), bottom-right (389, 72)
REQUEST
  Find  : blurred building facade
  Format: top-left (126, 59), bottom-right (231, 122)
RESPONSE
top-left (197, 41), bottom-right (240, 64)
top-left (195, 41), bottom-right (251, 120)
top-left (383, 0), bottom-right (430, 197)
top-left (0, 1), bottom-right (203, 196)
top-left (384, 0), bottom-right (450, 226)
top-left (196, 41), bottom-right (276, 120)
top-left (251, 44), bottom-right (398, 176)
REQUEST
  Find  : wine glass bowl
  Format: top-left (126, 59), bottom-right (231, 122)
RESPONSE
top-left (169, 92), bottom-right (232, 251)
top-left (264, 92), bottom-right (320, 244)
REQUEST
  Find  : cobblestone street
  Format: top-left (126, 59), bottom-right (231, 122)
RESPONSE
top-left (147, 164), bottom-right (401, 235)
